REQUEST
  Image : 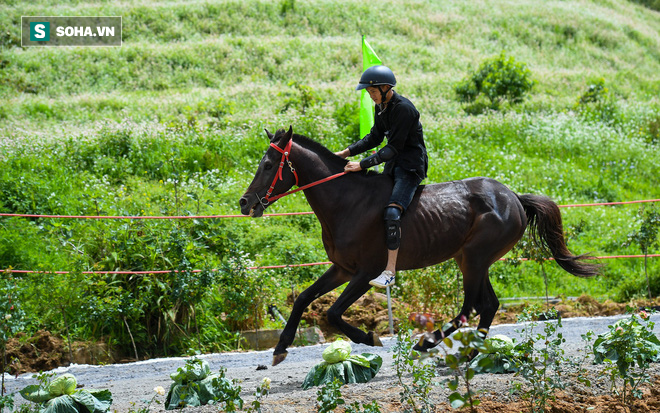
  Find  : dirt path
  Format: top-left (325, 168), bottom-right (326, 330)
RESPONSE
top-left (4, 313), bottom-right (660, 412)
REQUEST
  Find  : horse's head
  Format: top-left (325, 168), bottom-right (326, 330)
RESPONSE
top-left (239, 126), bottom-right (298, 217)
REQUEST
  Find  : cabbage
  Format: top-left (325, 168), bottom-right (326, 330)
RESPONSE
top-left (165, 358), bottom-right (243, 410)
top-left (322, 340), bottom-right (352, 363)
top-left (302, 340), bottom-right (382, 389)
top-left (470, 334), bottom-right (519, 374)
top-left (48, 373), bottom-right (77, 396)
top-left (484, 335), bottom-right (514, 354)
top-left (169, 358), bottom-right (212, 383)
top-left (19, 373), bottom-right (112, 413)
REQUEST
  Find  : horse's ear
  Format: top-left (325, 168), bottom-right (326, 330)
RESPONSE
top-left (278, 125), bottom-right (293, 147)
top-left (265, 128), bottom-right (274, 141)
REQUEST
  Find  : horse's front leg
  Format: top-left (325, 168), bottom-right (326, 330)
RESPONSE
top-left (326, 274), bottom-right (384, 347)
top-left (273, 264), bottom-right (348, 366)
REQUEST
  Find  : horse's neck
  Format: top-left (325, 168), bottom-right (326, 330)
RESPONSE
top-left (292, 143), bottom-right (345, 186)
top-left (292, 144), bottom-right (385, 219)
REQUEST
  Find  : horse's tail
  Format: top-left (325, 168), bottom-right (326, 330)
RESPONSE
top-left (517, 194), bottom-right (599, 278)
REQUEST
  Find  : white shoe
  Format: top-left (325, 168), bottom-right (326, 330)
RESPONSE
top-left (370, 270), bottom-right (396, 288)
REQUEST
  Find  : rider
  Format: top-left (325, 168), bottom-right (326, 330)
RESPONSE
top-left (335, 65), bottom-right (428, 288)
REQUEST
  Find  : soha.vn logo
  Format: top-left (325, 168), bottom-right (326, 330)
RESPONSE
top-left (23, 17), bottom-right (122, 47)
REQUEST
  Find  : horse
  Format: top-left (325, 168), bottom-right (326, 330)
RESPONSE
top-left (239, 126), bottom-right (598, 366)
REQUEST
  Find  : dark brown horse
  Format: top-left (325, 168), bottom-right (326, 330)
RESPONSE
top-left (239, 127), bottom-right (598, 366)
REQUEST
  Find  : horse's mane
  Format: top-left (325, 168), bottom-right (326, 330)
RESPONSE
top-left (272, 128), bottom-right (384, 178)
top-left (273, 128), bottom-right (349, 169)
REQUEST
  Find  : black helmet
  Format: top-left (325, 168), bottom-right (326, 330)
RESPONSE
top-left (355, 65), bottom-right (396, 91)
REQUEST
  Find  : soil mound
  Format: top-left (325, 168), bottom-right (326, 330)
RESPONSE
top-left (5, 330), bottom-right (68, 375)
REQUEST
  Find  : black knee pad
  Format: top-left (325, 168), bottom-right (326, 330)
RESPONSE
top-left (383, 206), bottom-right (402, 250)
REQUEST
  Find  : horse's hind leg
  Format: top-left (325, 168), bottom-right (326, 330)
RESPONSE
top-left (326, 274), bottom-right (383, 347)
top-left (474, 275), bottom-right (499, 335)
top-left (273, 264), bottom-right (349, 365)
top-left (413, 256), bottom-right (499, 354)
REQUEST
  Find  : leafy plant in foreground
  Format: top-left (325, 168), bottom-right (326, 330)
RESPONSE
top-left (511, 307), bottom-right (566, 413)
top-left (0, 394), bottom-right (14, 413)
top-left (246, 377), bottom-right (271, 413)
top-left (344, 400), bottom-right (383, 413)
top-left (442, 329), bottom-right (490, 411)
top-left (315, 378), bottom-right (344, 413)
top-left (164, 357), bottom-right (243, 411)
top-left (592, 309), bottom-right (660, 405)
top-left (394, 330), bottom-right (439, 413)
top-left (19, 372), bottom-right (112, 413)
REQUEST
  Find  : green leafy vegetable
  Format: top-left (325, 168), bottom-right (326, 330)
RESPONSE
top-left (322, 340), bottom-right (352, 363)
top-left (484, 334), bottom-right (514, 354)
top-left (19, 373), bottom-right (113, 413)
top-left (470, 334), bottom-right (519, 374)
top-left (302, 340), bottom-right (383, 390)
top-left (165, 358), bottom-right (243, 410)
top-left (48, 374), bottom-right (77, 397)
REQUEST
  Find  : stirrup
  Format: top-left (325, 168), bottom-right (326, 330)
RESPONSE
top-left (370, 270), bottom-right (396, 288)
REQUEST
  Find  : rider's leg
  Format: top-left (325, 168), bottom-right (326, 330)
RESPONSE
top-left (370, 204), bottom-right (402, 288)
top-left (370, 166), bottom-right (422, 289)
top-left (384, 202), bottom-right (403, 273)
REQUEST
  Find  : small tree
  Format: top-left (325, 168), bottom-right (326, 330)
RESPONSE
top-left (394, 330), bottom-right (439, 413)
top-left (455, 51), bottom-right (535, 112)
top-left (625, 206), bottom-right (660, 300)
top-left (512, 307), bottom-right (567, 413)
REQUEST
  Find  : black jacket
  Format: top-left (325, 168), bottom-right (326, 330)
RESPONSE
top-left (348, 91), bottom-right (428, 180)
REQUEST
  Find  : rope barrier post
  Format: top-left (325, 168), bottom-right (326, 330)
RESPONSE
top-left (386, 285), bottom-right (394, 336)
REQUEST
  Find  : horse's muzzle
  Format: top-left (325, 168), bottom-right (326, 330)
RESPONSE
top-left (239, 194), bottom-right (265, 218)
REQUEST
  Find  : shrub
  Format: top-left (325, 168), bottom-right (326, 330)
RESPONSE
top-left (624, 206), bottom-right (660, 300)
top-left (455, 51), bottom-right (535, 112)
top-left (394, 329), bottom-right (439, 413)
top-left (577, 78), bottom-right (608, 105)
top-left (443, 329), bottom-right (490, 411)
top-left (333, 101), bottom-right (360, 140)
top-left (629, 0), bottom-right (660, 12)
top-left (592, 309), bottom-right (660, 405)
top-left (511, 307), bottom-right (567, 413)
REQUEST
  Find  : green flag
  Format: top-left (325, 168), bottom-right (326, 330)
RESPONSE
top-left (360, 36), bottom-right (382, 139)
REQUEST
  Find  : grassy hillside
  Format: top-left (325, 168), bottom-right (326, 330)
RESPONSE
top-left (1, 0), bottom-right (659, 357)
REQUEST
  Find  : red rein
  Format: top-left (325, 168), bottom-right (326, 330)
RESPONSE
top-left (263, 140), bottom-right (347, 204)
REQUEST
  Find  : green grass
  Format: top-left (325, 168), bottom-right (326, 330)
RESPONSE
top-left (1, 0), bottom-right (659, 358)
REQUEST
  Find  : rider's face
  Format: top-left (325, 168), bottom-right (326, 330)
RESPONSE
top-left (366, 86), bottom-right (385, 104)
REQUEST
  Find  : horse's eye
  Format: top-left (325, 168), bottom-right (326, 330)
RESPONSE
top-left (264, 162), bottom-right (273, 170)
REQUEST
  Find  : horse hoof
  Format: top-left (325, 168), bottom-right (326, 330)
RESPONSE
top-left (272, 352), bottom-right (288, 366)
top-left (413, 333), bottom-right (439, 353)
top-left (369, 331), bottom-right (383, 347)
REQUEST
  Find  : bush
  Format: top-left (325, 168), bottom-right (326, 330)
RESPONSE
top-left (629, 0), bottom-right (660, 12)
top-left (455, 51), bottom-right (535, 112)
top-left (575, 78), bottom-right (619, 124)
top-left (333, 101), bottom-right (360, 139)
top-left (592, 309), bottom-right (660, 404)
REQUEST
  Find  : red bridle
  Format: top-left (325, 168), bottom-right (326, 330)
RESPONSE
top-left (263, 139), bottom-right (299, 204)
top-left (259, 139), bottom-right (347, 207)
